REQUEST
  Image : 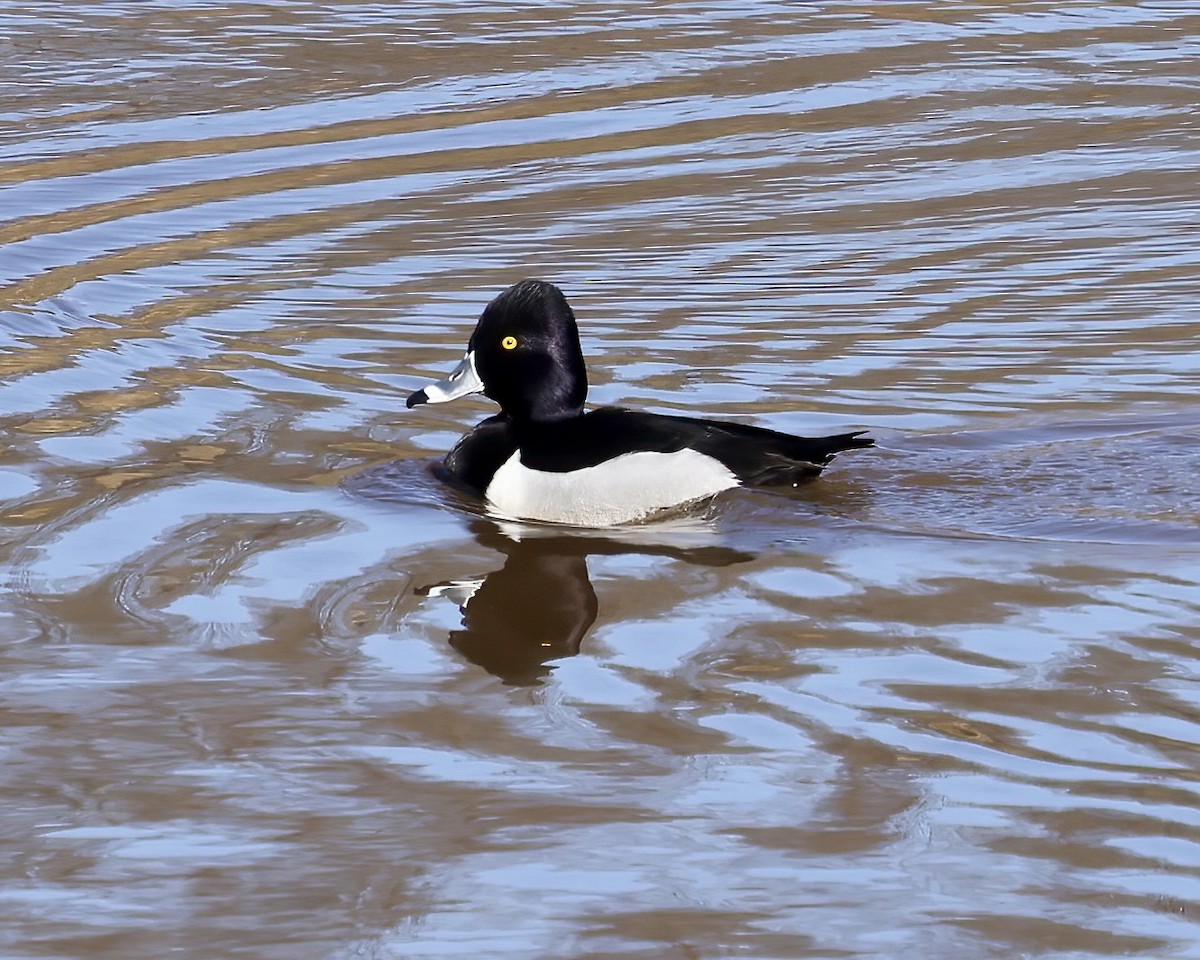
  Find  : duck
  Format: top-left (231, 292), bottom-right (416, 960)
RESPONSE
top-left (406, 279), bottom-right (873, 526)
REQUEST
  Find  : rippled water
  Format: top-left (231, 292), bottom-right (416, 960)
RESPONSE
top-left (2, 2), bottom-right (1199, 957)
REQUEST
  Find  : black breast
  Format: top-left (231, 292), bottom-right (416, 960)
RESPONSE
top-left (443, 416), bottom-right (519, 494)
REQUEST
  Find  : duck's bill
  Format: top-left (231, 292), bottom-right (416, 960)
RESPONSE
top-left (406, 350), bottom-right (483, 408)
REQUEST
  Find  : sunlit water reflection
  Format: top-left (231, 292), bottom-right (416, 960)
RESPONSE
top-left (2, 1), bottom-right (1198, 958)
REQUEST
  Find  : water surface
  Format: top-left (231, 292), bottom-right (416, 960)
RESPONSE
top-left (2, 2), bottom-right (1198, 958)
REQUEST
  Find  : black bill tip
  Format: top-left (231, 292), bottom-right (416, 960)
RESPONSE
top-left (406, 389), bottom-right (428, 409)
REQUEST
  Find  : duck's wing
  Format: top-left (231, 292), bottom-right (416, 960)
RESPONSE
top-left (519, 408), bottom-right (872, 486)
top-left (658, 414), bottom-right (874, 485)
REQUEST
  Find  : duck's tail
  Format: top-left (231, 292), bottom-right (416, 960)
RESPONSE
top-left (694, 423), bottom-right (874, 486)
top-left (795, 430), bottom-right (875, 466)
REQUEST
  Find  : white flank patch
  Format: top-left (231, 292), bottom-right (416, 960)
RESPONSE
top-left (485, 449), bottom-right (738, 526)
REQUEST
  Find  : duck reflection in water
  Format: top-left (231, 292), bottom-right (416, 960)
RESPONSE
top-left (420, 520), bottom-right (750, 685)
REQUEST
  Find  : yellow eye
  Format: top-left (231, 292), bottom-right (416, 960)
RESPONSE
top-left (501, 335), bottom-right (518, 350)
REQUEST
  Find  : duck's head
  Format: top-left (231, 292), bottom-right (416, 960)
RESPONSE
top-left (407, 279), bottom-right (588, 422)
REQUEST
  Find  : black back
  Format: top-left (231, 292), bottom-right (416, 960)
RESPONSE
top-left (515, 408), bottom-right (871, 484)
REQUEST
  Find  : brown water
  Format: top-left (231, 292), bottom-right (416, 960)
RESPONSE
top-left (2, 2), bottom-right (1199, 957)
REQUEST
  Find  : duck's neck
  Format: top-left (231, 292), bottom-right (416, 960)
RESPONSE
top-left (510, 406), bottom-right (586, 436)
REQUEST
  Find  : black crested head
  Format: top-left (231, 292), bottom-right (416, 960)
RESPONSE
top-left (471, 279), bottom-right (588, 422)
